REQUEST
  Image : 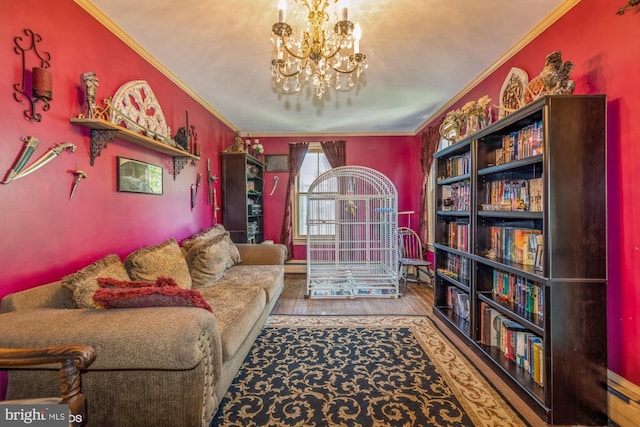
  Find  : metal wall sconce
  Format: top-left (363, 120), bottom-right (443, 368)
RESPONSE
top-left (617, 0), bottom-right (639, 14)
top-left (13, 28), bottom-right (52, 122)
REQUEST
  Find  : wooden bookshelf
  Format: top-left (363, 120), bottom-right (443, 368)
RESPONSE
top-left (221, 152), bottom-right (264, 243)
top-left (432, 95), bottom-right (607, 425)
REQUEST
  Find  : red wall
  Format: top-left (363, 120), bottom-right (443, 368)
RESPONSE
top-left (0, 1), bottom-right (236, 397)
top-left (0, 0), bottom-right (235, 300)
top-left (428, 0), bottom-right (640, 388)
top-left (257, 135), bottom-right (422, 259)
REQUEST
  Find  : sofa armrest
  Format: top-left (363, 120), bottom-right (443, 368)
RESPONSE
top-left (236, 243), bottom-right (287, 265)
top-left (1, 281), bottom-right (71, 313)
top-left (0, 308), bottom-right (222, 372)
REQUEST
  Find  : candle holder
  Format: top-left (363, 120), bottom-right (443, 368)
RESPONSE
top-left (13, 28), bottom-right (52, 122)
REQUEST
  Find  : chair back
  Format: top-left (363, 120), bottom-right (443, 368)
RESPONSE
top-left (398, 227), bottom-right (424, 260)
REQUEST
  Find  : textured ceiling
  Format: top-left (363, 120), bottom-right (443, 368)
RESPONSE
top-left (81, 0), bottom-right (570, 135)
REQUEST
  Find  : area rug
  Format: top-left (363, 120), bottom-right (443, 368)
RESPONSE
top-left (211, 316), bottom-right (527, 427)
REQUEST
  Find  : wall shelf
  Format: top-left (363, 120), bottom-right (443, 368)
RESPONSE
top-left (70, 117), bottom-right (199, 178)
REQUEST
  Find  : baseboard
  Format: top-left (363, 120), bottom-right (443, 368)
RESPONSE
top-left (284, 260), bottom-right (306, 274)
top-left (609, 370), bottom-right (640, 427)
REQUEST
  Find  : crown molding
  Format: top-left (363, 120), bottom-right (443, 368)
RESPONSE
top-left (73, 0), bottom-right (238, 132)
top-left (414, 0), bottom-right (582, 135)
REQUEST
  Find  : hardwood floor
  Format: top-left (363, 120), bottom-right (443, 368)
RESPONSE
top-left (272, 274), bottom-right (432, 315)
top-left (272, 273), bottom-right (549, 427)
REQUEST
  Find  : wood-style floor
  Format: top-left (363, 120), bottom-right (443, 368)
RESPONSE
top-left (272, 273), bottom-right (548, 427)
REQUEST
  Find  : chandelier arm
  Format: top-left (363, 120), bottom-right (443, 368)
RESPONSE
top-left (329, 63), bottom-right (358, 74)
top-left (281, 37), bottom-right (311, 60)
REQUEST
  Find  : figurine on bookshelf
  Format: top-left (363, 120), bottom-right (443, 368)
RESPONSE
top-left (224, 131), bottom-right (245, 153)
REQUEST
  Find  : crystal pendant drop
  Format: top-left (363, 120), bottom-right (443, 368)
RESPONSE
top-left (283, 78), bottom-right (290, 91)
top-left (348, 75), bottom-right (354, 87)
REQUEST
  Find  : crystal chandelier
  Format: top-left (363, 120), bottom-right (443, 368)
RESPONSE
top-left (270, 0), bottom-right (368, 99)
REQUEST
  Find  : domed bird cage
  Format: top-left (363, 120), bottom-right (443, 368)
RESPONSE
top-left (306, 166), bottom-right (398, 298)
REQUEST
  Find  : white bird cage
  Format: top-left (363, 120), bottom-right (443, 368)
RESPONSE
top-left (306, 166), bottom-right (398, 298)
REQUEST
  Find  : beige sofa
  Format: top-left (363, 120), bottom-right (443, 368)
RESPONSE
top-left (0, 226), bottom-right (286, 427)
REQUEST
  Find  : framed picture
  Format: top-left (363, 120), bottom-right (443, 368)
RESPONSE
top-left (264, 154), bottom-right (288, 172)
top-left (117, 157), bottom-right (163, 195)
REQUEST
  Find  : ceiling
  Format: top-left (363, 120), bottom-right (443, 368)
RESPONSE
top-left (81, 0), bottom-right (571, 135)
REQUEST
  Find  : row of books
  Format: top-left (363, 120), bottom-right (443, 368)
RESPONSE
top-left (494, 121), bottom-right (543, 165)
top-left (447, 286), bottom-right (470, 321)
top-left (445, 222), bottom-right (469, 252)
top-left (437, 253), bottom-right (470, 283)
top-left (441, 181), bottom-right (470, 211)
top-left (485, 226), bottom-right (542, 265)
top-left (441, 152), bottom-right (471, 179)
top-left (480, 303), bottom-right (544, 386)
top-left (483, 178), bottom-right (543, 212)
top-left (492, 268), bottom-right (544, 318)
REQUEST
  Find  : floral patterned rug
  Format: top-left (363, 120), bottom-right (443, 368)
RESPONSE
top-left (211, 316), bottom-right (527, 427)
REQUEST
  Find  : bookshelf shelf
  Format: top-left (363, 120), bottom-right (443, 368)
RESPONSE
top-left (432, 95), bottom-right (607, 425)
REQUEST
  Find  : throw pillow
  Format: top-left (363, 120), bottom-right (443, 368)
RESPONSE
top-left (124, 239), bottom-right (192, 289)
top-left (93, 285), bottom-right (213, 312)
top-left (181, 224), bottom-right (227, 252)
top-left (61, 254), bottom-right (130, 309)
top-left (223, 233), bottom-right (242, 266)
top-left (186, 233), bottom-right (229, 288)
top-left (97, 276), bottom-right (179, 289)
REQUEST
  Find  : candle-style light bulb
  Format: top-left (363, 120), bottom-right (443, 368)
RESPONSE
top-left (354, 23), bottom-right (361, 53)
top-left (278, 0), bottom-right (286, 22)
top-left (339, 0), bottom-right (349, 20)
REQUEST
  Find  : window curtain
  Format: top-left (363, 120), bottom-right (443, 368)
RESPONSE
top-left (320, 140), bottom-right (346, 168)
top-left (280, 142), bottom-right (309, 260)
top-left (419, 119), bottom-right (444, 249)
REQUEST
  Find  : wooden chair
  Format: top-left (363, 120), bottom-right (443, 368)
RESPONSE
top-left (0, 344), bottom-right (96, 427)
top-left (398, 227), bottom-right (434, 295)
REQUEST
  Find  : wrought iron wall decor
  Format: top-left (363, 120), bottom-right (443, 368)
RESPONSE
top-left (617, 0), bottom-right (639, 14)
top-left (13, 29), bottom-right (52, 122)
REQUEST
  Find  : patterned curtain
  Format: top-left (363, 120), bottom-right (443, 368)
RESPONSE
top-left (320, 140), bottom-right (346, 168)
top-left (280, 142), bottom-right (309, 260)
top-left (419, 119), bottom-right (444, 248)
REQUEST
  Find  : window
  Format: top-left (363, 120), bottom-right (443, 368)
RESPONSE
top-left (294, 145), bottom-right (332, 239)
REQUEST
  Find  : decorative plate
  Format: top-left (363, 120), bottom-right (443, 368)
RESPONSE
top-left (498, 67), bottom-right (529, 118)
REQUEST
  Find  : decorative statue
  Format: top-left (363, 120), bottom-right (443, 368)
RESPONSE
top-left (224, 131), bottom-right (246, 153)
top-left (82, 72), bottom-right (99, 118)
top-left (439, 109), bottom-right (463, 143)
top-left (539, 51), bottom-right (575, 95)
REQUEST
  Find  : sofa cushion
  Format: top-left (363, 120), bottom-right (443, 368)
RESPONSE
top-left (214, 265), bottom-right (284, 303)
top-left (199, 284), bottom-right (266, 361)
top-left (125, 239), bottom-right (192, 289)
top-left (93, 284), bottom-right (213, 312)
top-left (97, 276), bottom-right (179, 289)
top-left (62, 254), bottom-right (130, 309)
top-left (186, 233), bottom-right (229, 288)
top-left (182, 225), bottom-right (241, 267)
top-left (181, 224), bottom-right (227, 251)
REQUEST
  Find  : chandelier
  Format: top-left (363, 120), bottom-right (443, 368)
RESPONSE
top-left (270, 0), bottom-right (368, 99)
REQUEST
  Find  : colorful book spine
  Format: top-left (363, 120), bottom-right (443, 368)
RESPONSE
top-left (479, 303), bottom-right (544, 387)
top-left (485, 227), bottom-right (541, 265)
top-left (491, 268), bottom-right (544, 318)
top-left (499, 121), bottom-right (543, 163)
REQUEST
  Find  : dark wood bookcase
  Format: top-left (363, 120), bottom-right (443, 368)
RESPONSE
top-left (221, 152), bottom-right (264, 243)
top-left (433, 95), bottom-right (607, 425)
